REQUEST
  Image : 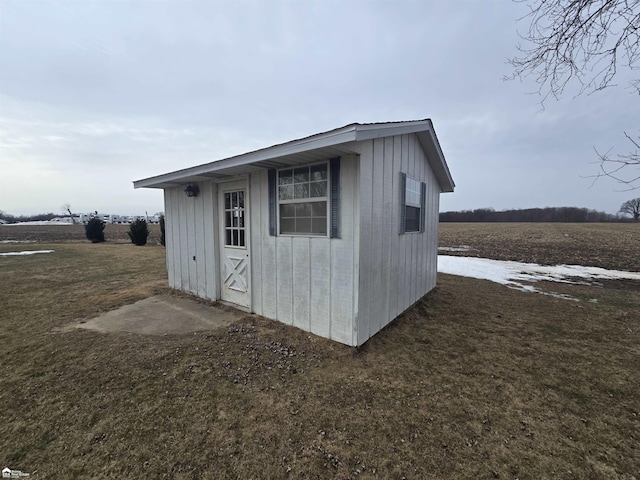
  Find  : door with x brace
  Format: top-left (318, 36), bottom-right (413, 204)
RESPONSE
top-left (218, 180), bottom-right (250, 309)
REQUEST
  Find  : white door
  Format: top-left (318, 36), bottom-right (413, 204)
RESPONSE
top-left (218, 181), bottom-right (250, 309)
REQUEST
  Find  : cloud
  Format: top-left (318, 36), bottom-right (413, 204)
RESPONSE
top-left (0, 0), bottom-right (636, 216)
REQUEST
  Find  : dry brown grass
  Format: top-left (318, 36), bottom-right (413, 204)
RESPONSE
top-left (0, 223), bottom-right (162, 244)
top-left (0, 225), bottom-right (638, 479)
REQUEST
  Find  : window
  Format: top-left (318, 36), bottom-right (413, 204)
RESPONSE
top-left (400, 173), bottom-right (426, 234)
top-left (268, 158), bottom-right (340, 238)
top-left (224, 190), bottom-right (246, 247)
top-left (277, 164), bottom-right (328, 235)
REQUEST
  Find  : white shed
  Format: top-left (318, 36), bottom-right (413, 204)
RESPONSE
top-left (134, 119), bottom-right (454, 346)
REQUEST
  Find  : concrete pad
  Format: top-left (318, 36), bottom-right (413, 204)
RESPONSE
top-left (77, 295), bottom-right (244, 335)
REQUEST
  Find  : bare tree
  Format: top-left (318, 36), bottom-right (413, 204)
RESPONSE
top-left (61, 203), bottom-right (77, 224)
top-left (618, 197), bottom-right (640, 220)
top-left (508, 0), bottom-right (640, 188)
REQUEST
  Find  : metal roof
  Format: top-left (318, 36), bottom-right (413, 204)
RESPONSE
top-left (133, 119), bottom-right (455, 192)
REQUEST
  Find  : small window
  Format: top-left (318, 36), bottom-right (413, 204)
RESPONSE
top-left (277, 164), bottom-right (328, 235)
top-left (224, 190), bottom-right (246, 247)
top-left (404, 176), bottom-right (422, 233)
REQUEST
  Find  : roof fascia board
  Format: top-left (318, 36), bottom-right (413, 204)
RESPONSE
top-left (353, 120), bottom-right (431, 141)
top-left (416, 129), bottom-right (455, 192)
top-left (134, 126), bottom-right (358, 189)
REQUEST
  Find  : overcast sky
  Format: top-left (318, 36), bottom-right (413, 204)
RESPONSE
top-left (0, 0), bottom-right (636, 216)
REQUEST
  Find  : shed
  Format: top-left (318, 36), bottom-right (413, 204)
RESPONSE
top-left (134, 119), bottom-right (454, 346)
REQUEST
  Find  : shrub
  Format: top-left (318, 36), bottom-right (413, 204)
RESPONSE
top-left (128, 218), bottom-right (149, 246)
top-left (159, 215), bottom-right (165, 246)
top-left (85, 217), bottom-right (105, 243)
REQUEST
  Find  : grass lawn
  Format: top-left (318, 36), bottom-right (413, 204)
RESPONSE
top-left (0, 224), bottom-right (638, 479)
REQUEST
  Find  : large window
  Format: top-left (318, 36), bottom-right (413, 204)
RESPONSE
top-left (278, 164), bottom-right (328, 235)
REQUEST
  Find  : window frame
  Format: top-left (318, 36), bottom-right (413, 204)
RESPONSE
top-left (276, 161), bottom-right (330, 237)
top-left (222, 188), bottom-right (248, 250)
top-left (400, 173), bottom-right (426, 234)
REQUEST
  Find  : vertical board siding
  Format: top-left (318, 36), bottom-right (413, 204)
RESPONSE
top-left (381, 136), bottom-right (394, 328)
top-left (428, 173), bottom-right (440, 290)
top-left (169, 188), bottom-right (183, 291)
top-left (249, 173), bottom-right (263, 314)
top-left (164, 189), bottom-right (175, 289)
top-left (257, 168), bottom-right (278, 319)
top-left (309, 239), bottom-right (331, 338)
top-left (164, 182), bottom-right (218, 301)
top-left (330, 155), bottom-right (357, 345)
top-left (275, 238), bottom-right (294, 325)
top-left (203, 182), bottom-right (217, 300)
top-left (178, 191), bottom-right (190, 291)
top-left (371, 138), bottom-right (385, 335)
top-left (292, 238), bottom-right (311, 332)
top-left (356, 142), bottom-right (374, 346)
top-left (194, 187), bottom-right (206, 298)
top-left (251, 157), bottom-right (357, 345)
top-left (357, 133), bottom-right (443, 345)
top-left (388, 136), bottom-right (402, 321)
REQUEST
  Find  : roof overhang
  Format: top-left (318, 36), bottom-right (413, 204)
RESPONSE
top-left (133, 119), bottom-right (455, 192)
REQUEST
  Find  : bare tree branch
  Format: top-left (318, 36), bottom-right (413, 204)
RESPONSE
top-left (508, 0), bottom-right (640, 188)
top-left (588, 132), bottom-right (640, 189)
top-left (508, 0), bottom-right (640, 99)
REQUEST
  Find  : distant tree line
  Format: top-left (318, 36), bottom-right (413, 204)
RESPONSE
top-left (439, 207), bottom-right (627, 223)
top-left (0, 211), bottom-right (57, 223)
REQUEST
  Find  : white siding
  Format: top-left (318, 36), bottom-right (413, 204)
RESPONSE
top-left (250, 155), bottom-right (359, 345)
top-left (163, 182), bottom-right (218, 301)
top-left (162, 137), bottom-right (441, 347)
top-left (355, 133), bottom-right (443, 345)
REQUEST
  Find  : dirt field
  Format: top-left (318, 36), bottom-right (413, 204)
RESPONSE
top-left (0, 224), bottom-right (638, 479)
top-left (439, 222), bottom-right (639, 272)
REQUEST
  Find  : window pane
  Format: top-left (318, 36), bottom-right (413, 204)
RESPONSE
top-left (280, 204), bottom-right (295, 218)
top-left (226, 229), bottom-right (232, 246)
top-left (225, 193), bottom-right (231, 209)
top-left (225, 212), bottom-right (232, 227)
top-left (405, 177), bottom-right (422, 207)
top-left (405, 206), bottom-right (420, 232)
top-left (310, 181), bottom-right (327, 198)
top-left (294, 183), bottom-right (309, 199)
top-left (296, 218), bottom-right (311, 233)
top-left (280, 218), bottom-right (295, 234)
top-left (238, 191), bottom-right (244, 208)
top-left (239, 229), bottom-right (245, 247)
top-left (232, 229), bottom-right (239, 246)
top-left (232, 212), bottom-right (238, 227)
top-left (311, 218), bottom-right (327, 234)
top-left (310, 164), bottom-right (327, 181)
top-left (232, 192), bottom-right (237, 208)
top-left (279, 169), bottom-right (293, 185)
top-left (295, 203), bottom-right (311, 216)
top-left (279, 185), bottom-right (294, 200)
top-left (311, 201), bottom-right (326, 216)
top-left (294, 167), bottom-right (309, 183)
top-left (238, 211), bottom-right (244, 228)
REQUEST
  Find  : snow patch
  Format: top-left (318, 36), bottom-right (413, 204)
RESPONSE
top-left (0, 240), bottom-right (36, 244)
top-left (438, 245), bottom-right (474, 252)
top-left (0, 250), bottom-right (54, 256)
top-left (437, 255), bottom-right (640, 300)
top-left (2, 220), bottom-right (74, 225)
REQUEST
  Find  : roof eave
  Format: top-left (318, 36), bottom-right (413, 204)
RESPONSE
top-left (133, 125), bottom-right (360, 189)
